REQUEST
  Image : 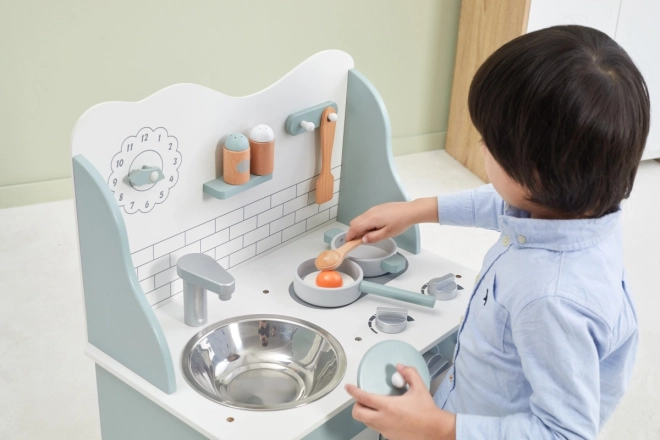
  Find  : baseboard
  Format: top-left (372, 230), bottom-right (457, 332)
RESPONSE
top-left (0, 178), bottom-right (73, 209)
top-left (392, 131), bottom-right (446, 156)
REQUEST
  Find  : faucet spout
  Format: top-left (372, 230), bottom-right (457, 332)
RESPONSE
top-left (177, 254), bottom-right (235, 327)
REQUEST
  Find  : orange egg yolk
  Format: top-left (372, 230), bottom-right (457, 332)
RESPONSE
top-left (316, 270), bottom-right (343, 288)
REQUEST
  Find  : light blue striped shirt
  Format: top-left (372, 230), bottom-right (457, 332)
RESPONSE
top-left (433, 185), bottom-right (638, 439)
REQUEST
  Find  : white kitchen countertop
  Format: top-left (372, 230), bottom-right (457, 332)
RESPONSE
top-left (86, 220), bottom-right (476, 440)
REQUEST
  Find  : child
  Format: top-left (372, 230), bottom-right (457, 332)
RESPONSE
top-left (344, 25), bottom-right (649, 440)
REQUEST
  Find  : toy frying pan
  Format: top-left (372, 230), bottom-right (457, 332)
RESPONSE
top-left (324, 229), bottom-right (406, 278)
top-left (293, 258), bottom-right (435, 308)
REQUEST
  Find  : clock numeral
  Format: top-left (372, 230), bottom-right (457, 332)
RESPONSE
top-left (169, 143), bottom-right (173, 150)
top-left (159, 191), bottom-right (164, 199)
top-left (119, 193), bottom-right (123, 201)
top-left (126, 143), bottom-right (133, 152)
top-left (145, 201), bottom-right (150, 208)
top-left (112, 178), bottom-right (117, 186)
top-left (141, 133), bottom-right (148, 142)
top-left (116, 159), bottom-right (124, 168)
top-left (169, 176), bottom-right (174, 182)
top-left (173, 158), bottom-right (178, 165)
top-left (130, 201), bottom-right (134, 208)
top-left (158, 134), bottom-right (161, 141)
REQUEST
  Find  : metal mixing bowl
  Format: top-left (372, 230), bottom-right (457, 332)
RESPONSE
top-left (181, 315), bottom-right (346, 410)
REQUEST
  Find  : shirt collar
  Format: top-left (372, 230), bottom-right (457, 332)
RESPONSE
top-left (498, 207), bottom-right (621, 252)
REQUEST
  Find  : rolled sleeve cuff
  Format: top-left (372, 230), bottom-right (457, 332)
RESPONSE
top-left (457, 413), bottom-right (501, 440)
top-left (437, 191), bottom-right (475, 227)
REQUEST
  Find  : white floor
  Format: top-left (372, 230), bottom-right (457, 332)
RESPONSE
top-left (1, 150), bottom-right (658, 439)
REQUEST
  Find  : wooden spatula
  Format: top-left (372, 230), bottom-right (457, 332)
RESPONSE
top-left (315, 107), bottom-right (337, 204)
top-left (315, 238), bottom-right (363, 271)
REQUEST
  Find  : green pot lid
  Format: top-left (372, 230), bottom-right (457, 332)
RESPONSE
top-left (357, 340), bottom-right (430, 396)
top-left (225, 133), bottom-right (249, 151)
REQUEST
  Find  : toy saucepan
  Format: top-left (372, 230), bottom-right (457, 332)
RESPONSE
top-left (293, 258), bottom-right (435, 308)
top-left (323, 229), bottom-right (406, 277)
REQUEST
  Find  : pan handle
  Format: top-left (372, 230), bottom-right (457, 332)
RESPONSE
top-left (360, 281), bottom-right (435, 308)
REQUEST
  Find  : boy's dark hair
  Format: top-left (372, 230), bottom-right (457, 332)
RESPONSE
top-left (469, 25), bottom-right (650, 218)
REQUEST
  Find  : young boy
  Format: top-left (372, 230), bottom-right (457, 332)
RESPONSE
top-left (344, 25), bottom-right (649, 439)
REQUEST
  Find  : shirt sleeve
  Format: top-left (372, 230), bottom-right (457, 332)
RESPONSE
top-left (437, 184), bottom-right (505, 231)
top-left (454, 295), bottom-right (610, 440)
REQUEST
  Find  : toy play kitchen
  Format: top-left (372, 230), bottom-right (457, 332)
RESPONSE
top-left (71, 51), bottom-right (476, 439)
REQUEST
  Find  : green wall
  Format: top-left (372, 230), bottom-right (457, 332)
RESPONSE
top-left (0, 0), bottom-right (460, 208)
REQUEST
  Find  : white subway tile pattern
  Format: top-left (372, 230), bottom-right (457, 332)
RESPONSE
top-left (216, 209), bottom-right (244, 232)
top-left (131, 166), bottom-right (340, 306)
top-left (283, 194), bottom-right (307, 215)
top-left (282, 221), bottom-right (307, 242)
top-left (270, 213), bottom-right (295, 234)
top-left (308, 209), bottom-right (330, 230)
top-left (200, 229), bottom-right (229, 253)
top-left (137, 255), bottom-right (169, 281)
top-left (155, 266), bottom-right (178, 289)
top-left (230, 217), bottom-right (257, 240)
top-left (257, 205), bottom-right (283, 227)
top-left (257, 232), bottom-right (282, 254)
top-left (139, 277), bottom-right (154, 294)
top-left (170, 242), bottom-right (200, 267)
top-left (243, 225), bottom-right (269, 246)
top-left (131, 247), bottom-right (153, 267)
top-left (216, 237), bottom-right (243, 260)
top-left (295, 203), bottom-right (319, 223)
top-left (146, 285), bottom-right (170, 306)
top-left (171, 278), bottom-right (183, 296)
top-left (185, 220), bottom-right (215, 245)
top-left (271, 186), bottom-right (296, 206)
top-left (230, 244), bottom-right (256, 267)
top-left (153, 234), bottom-right (185, 259)
top-left (244, 197), bottom-right (270, 218)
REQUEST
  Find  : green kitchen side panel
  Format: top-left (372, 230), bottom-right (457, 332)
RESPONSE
top-left (96, 366), bottom-right (205, 440)
top-left (337, 69), bottom-right (421, 254)
top-left (73, 155), bottom-right (176, 394)
top-left (302, 404), bottom-right (367, 440)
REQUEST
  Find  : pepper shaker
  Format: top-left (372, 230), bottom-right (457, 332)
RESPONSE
top-left (223, 133), bottom-right (250, 185)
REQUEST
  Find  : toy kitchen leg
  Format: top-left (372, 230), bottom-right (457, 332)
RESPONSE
top-left (95, 366), bottom-right (207, 440)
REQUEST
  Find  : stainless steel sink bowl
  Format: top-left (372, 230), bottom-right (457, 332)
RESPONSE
top-left (181, 315), bottom-right (347, 410)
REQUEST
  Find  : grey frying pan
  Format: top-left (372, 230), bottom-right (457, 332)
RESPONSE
top-left (293, 258), bottom-right (435, 308)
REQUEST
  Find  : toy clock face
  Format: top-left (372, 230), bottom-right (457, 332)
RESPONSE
top-left (107, 127), bottom-right (182, 214)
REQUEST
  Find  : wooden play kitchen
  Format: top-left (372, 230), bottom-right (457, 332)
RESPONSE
top-left (70, 51), bottom-right (475, 439)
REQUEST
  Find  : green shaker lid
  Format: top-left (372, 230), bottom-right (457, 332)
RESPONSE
top-left (357, 340), bottom-right (430, 396)
top-left (225, 133), bottom-right (249, 151)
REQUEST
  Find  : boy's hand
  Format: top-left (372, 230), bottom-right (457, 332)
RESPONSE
top-left (345, 198), bottom-right (438, 243)
top-left (345, 364), bottom-right (456, 440)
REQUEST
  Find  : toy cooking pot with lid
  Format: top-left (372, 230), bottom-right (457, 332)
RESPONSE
top-left (324, 229), bottom-right (406, 277)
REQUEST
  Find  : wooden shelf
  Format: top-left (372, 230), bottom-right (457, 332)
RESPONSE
top-left (203, 174), bottom-right (272, 200)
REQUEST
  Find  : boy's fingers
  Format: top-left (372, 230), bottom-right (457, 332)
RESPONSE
top-left (345, 384), bottom-right (387, 409)
top-left (352, 402), bottom-right (378, 425)
top-left (397, 364), bottom-right (426, 391)
top-left (363, 227), bottom-right (388, 244)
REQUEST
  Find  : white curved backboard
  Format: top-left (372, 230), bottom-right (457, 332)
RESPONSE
top-left (71, 50), bottom-right (353, 306)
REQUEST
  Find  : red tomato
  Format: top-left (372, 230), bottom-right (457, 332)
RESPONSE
top-left (316, 270), bottom-right (343, 288)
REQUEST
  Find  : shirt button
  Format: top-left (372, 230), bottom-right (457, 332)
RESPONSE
top-left (502, 236), bottom-right (510, 246)
top-left (449, 374), bottom-right (454, 382)
top-left (518, 235), bottom-right (526, 244)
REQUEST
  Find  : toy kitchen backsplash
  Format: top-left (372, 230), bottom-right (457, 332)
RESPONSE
top-left (70, 51), bottom-right (354, 308)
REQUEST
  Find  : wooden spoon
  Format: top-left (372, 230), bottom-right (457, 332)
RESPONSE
top-left (315, 238), bottom-right (363, 271)
top-left (315, 107), bottom-right (337, 205)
